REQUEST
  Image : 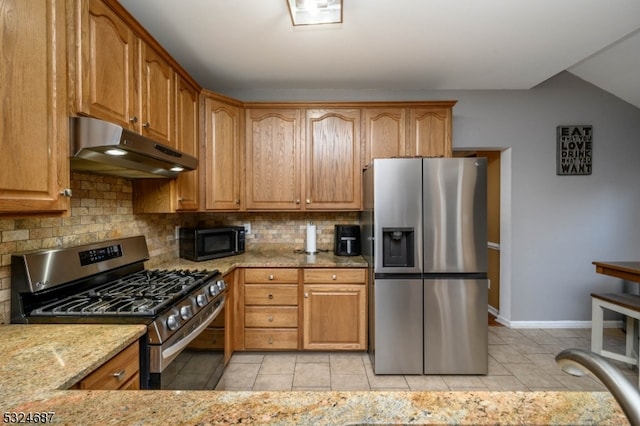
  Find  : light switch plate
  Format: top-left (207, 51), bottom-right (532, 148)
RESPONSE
top-left (243, 223), bottom-right (251, 234)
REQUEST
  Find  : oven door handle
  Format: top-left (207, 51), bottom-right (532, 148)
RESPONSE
top-left (161, 296), bottom-right (225, 361)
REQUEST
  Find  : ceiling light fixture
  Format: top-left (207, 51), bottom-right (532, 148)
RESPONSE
top-left (287, 0), bottom-right (342, 26)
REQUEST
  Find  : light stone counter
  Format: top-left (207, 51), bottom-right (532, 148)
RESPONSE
top-left (151, 243), bottom-right (368, 276)
top-left (0, 321), bottom-right (630, 424)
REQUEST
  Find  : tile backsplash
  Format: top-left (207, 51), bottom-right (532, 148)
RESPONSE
top-left (0, 172), bottom-right (359, 324)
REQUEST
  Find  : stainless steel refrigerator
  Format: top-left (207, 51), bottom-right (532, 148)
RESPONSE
top-left (361, 157), bottom-right (488, 375)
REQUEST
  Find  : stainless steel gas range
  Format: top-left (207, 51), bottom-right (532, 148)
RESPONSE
top-left (10, 236), bottom-right (227, 389)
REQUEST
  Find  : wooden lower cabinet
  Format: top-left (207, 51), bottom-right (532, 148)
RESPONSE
top-left (235, 267), bottom-right (367, 351)
top-left (240, 268), bottom-right (300, 350)
top-left (303, 269), bottom-right (367, 350)
top-left (71, 341), bottom-right (140, 390)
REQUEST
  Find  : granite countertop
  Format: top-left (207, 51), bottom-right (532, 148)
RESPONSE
top-left (151, 243), bottom-right (368, 275)
top-left (0, 325), bottom-right (629, 425)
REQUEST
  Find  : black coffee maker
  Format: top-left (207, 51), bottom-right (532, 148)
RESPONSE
top-left (334, 225), bottom-right (361, 256)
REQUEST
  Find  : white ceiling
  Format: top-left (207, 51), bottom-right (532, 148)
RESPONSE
top-left (118, 0), bottom-right (640, 108)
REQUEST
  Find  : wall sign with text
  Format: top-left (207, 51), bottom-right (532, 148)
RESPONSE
top-left (556, 125), bottom-right (592, 175)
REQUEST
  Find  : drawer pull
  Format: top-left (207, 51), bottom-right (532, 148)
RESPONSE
top-left (268, 275), bottom-right (274, 280)
top-left (268, 315), bottom-right (274, 322)
top-left (268, 294), bottom-right (273, 299)
top-left (112, 369), bottom-right (126, 381)
top-left (268, 338), bottom-right (273, 344)
top-left (332, 274), bottom-right (337, 280)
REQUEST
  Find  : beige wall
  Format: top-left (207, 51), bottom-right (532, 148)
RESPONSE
top-left (0, 172), bottom-right (358, 324)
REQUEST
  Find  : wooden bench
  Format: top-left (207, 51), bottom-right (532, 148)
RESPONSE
top-left (591, 292), bottom-right (640, 387)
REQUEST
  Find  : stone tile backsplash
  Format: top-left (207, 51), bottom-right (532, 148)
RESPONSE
top-left (0, 172), bottom-right (359, 324)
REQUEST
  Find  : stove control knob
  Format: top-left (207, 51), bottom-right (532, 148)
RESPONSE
top-left (196, 294), bottom-right (208, 307)
top-left (209, 285), bottom-right (219, 297)
top-left (216, 279), bottom-right (226, 291)
top-left (167, 315), bottom-right (180, 331)
top-left (180, 306), bottom-right (193, 320)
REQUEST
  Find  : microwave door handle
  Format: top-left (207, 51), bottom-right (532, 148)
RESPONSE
top-left (234, 230), bottom-right (240, 252)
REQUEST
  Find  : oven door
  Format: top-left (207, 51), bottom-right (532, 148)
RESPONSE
top-left (147, 294), bottom-right (225, 388)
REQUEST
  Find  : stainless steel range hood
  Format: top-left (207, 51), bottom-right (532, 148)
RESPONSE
top-left (69, 117), bottom-right (198, 178)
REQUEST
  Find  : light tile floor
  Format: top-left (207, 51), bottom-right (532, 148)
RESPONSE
top-left (164, 327), bottom-right (639, 392)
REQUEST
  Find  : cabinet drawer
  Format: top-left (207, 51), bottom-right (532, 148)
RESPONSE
top-left (245, 284), bottom-right (298, 305)
top-left (245, 329), bottom-right (298, 349)
top-left (304, 268), bottom-right (366, 284)
top-left (119, 373), bottom-right (141, 390)
top-left (245, 268), bottom-right (299, 283)
top-left (245, 306), bottom-right (298, 327)
top-left (74, 342), bottom-right (139, 390)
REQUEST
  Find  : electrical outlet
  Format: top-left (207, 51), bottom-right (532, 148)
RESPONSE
top-left (243, 223), bottom-right (251, 234)
top-left (174, 226), bottom-right (180, 239)
top-left (487, 279), bottom-right (491, 289)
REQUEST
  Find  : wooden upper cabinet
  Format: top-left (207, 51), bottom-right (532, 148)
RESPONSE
top-left (131, 76), bottom-right (198, 214)
top-left (407, 107), bottom-right (453, 158)
top-left (245, 109), bottom-right (302, 210)
top-left (73, 0), bottom-right (137, 130)
top-left (0, 0), bottom-right (70, 214)
top-left (362, 108), bottom-right (406, 168)
top-left (140, 41), bottom-right (175, 148)
top-left (204, 95), bottom-right (242, 211)
top-left (73, 0), bottom-right (180, 149)
top-left (174, 76), bottom-right (200, 211)
top-left (305, 109), bottom-right (361, 210)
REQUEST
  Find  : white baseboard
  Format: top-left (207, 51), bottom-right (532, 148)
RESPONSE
top-left (487, 307), bottom-right (624, 329)
top-left (499, 319), bottom-right (623, 329)
top-left (488, 305), bottom-right (499, 317)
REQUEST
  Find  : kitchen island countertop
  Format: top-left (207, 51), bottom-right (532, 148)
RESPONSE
top-left (0, 324), bottom-right (628, 425)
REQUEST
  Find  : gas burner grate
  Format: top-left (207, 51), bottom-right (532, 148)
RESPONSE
top-left (29, 269), bottom-right (218, 317)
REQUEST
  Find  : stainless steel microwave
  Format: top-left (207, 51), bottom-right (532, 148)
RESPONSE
top-left (179, 227), bottom-right (245, 261)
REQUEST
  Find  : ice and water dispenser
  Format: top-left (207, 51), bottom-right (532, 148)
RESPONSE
top-left (382, 227), bottom-right (415, 267)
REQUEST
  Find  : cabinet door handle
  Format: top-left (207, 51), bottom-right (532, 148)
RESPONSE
top-left (112, 369), bottom-right (126, 381)
top-left (268, 275), bottom-right (274, 280)
top-left (268, 294), bottom-right (273, 299)
top-left (306, 199), bottom-right (311, 204)
top-left (129, 116), bottom-right (138, 124)
top-left (304, 292), bottom-right (309, 298)
top-left (268, 315), bottom-right (274, 322)
top-left (332, 275), bottom-right (337, 280)
top-left (235, 199), bottom-right (240, 204)
top-left (295, 199), bottom-right (300, 204)
top-left (142, 121), bottom-right (151, 128)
